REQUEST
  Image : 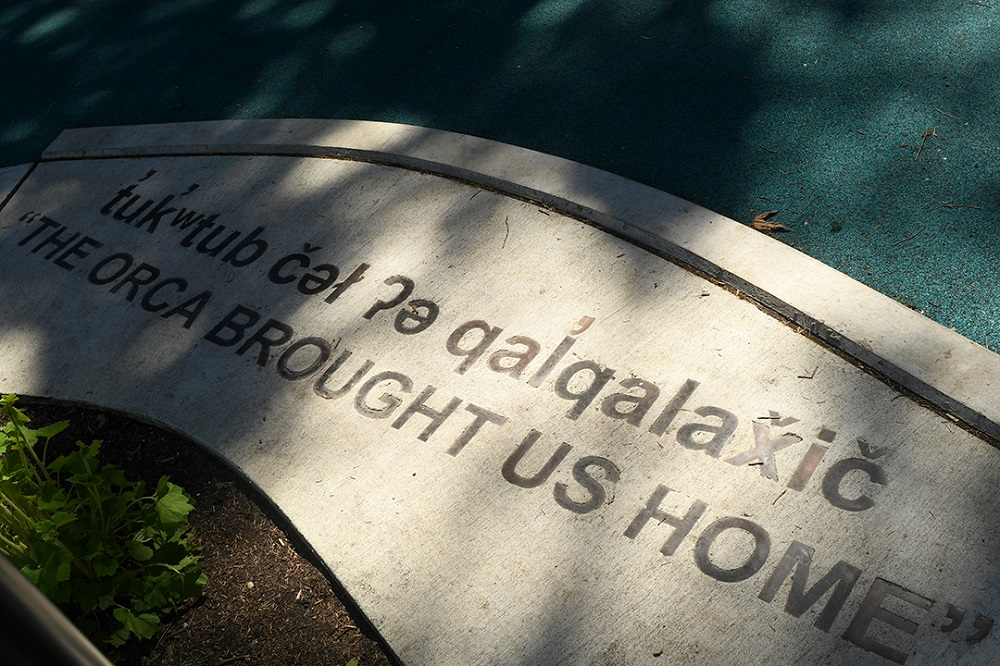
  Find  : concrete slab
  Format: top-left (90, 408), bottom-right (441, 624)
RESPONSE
top-left (3, 120), bottom-right (1000, 665)
top-left (0, 163), bottom-right (32, 207)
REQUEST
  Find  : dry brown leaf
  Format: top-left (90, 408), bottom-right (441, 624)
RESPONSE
top-left (750, 210), bottom-right (789, 232)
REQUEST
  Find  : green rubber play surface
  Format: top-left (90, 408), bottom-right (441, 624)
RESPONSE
top-left (2, 0), bottom-right (997, 344)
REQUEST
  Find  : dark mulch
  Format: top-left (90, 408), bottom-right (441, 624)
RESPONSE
top-left (18, 398), bottom-right (397, 666)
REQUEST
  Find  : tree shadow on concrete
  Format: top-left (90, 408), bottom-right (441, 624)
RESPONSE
top-left (1, 119), bottom-right (999, 664)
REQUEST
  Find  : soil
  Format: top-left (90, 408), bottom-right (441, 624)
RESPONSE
top-left (19, 398), bottom-right (398, 666)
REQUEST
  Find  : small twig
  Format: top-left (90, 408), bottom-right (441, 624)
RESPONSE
top-left (214, 655), bottom-right (250, 666)
top-left (797, 366), bottom-right (818, 380)
top-left (502, 216), bottom-right (510, 248)
top-left (758, 145), bottom-right (776, 154)
top-left (772, 490), bottom-right (787, 505)
top-left (933, 201), bottom-right (981, 210)
top-left (932, 106), bottom-right (956, 119)
top-left (915, 128), bottom-right (937, 160)
top-left (892, 226), bottom-right (925, 246)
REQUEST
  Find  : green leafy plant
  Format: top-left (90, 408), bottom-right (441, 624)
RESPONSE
top-left (0, 394), bottom-right (206, 651)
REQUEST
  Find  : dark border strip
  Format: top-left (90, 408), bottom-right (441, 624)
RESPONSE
top-left (36, 145), bottom-right (1000, 446)
top-left (0, 162), bottom-right (38, 214)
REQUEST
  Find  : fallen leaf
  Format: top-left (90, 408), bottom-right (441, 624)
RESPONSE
top-left (751, 210), bottom-right (788, 232)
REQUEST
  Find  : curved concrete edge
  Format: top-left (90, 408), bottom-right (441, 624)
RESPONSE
top-left (0, 163), bottom-right (34, 210)
top-left (43, 119), bottom-right (1000, 443)
top-left (13, 393), bottom-right (404, 665)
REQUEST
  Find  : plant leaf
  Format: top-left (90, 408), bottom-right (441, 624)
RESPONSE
top-left (101, 466), bottom-right (130, 488)
top-left (37, 547), bottom-right (73, 593)
top-left (37, 482), bottom-right (67, 511)
top-left (128, 539), bottom-right (154, 562)
top-left (155, 479), bottom-right (194, 526)
top-left (35, 420), bottom-right (70, 440)
top-left (93, 555), bottom-right (119, 577)
top-left (113, 607), bottom-right (160, 641)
